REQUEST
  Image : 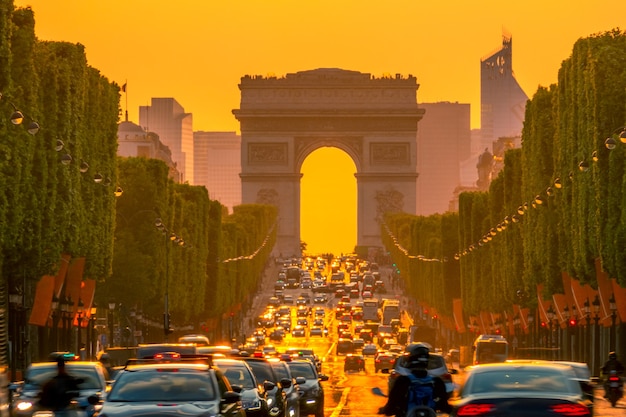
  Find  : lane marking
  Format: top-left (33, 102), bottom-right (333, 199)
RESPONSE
top-left (329, 387), bottom-right (351, 417)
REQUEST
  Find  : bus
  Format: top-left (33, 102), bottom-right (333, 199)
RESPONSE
top-left (363, 298), bottom-right (380, 321)
top-left (381, 298), bottom-right (401, 325)
top-left (472, 334), bottom-right (509, 365)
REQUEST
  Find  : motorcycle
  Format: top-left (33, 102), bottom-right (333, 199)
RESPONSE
top-left (606, 370), bottom-right (623, 407)
top-left (371, 387), bottom-right (436, 417)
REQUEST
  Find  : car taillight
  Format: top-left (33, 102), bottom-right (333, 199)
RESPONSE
top-left (549, 404), bottom-right (590, 416)
top-left (439, 372), bottom-right (453, 383)
top-left (609, 376), bottom-right (621, 382)
top-left (456, 403), bottom-right (495, 416)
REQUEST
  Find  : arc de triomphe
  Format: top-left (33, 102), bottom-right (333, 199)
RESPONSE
top-left (233, 68), bottom-right (424, 257)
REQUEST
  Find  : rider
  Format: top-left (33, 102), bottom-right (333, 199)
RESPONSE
top-left (378, 343), bottom-right (451, 417)
top-left (601, 351), bottom-right (625, 398)
top-left (38, 356), bottom-right (84, 411)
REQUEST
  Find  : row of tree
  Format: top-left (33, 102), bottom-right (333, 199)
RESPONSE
top-left (383, 29), bottom-right (626, 321)
top-left (0, 2), bottom-right (276, 361)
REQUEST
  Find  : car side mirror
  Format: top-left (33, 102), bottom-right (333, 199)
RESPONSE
top-left (280, 378), bottom-right (292, 388)
top-left (295, 377), bottom-right (306, 385)
top-left (450, 369), bottom-right (458, 374)
top-left (319, 374), bottom-right (329, 381)
top-left (231, 384), bottom-right (244, 393)
top-left (221, 391), bottom-right (241, 405)
top-left (263, 381), bottom-right (276, 391)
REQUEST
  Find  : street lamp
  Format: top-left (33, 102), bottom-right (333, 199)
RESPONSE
top-left (108, 300), bottom-right (116, 348)
top-left (76, 298), bottom-right (85, 356)
top-left (547, 306), bottom-right (555, 359)
top-left (155, 218), bottom-right (185, 341)
top-left (88, 303), bottom-right (97, 360)
top-left (610, 293), bottom-right (617, 351)
top-left (592, 295), bottom-right (601, 374)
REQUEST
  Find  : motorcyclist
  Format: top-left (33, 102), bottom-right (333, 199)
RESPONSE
top-left (601, 351), bottom-right (625, 398)
top-left (378, 343), bottom-right (451, 417)
top-left (38, 356), bottom-right (84, 411)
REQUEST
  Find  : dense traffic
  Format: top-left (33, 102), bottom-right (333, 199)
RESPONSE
top-left (6, 255), bottom-right (624, 416)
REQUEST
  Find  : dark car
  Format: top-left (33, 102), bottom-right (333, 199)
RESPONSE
top-left (216, 358), bottom-right (271, 417)
top-left (343, 354), bottom-right (365, 372)
top-left (136, 343), bottom-right (198, 359)
top-left (285, 360), bottom-right (328, 417)
top-left (96, 356), bottom-right (245, 417)
top-left (11, 360), bottom-right (109, 417)
top-left (374, 352), bottom-right (397, 373)
top-left (336, 339), bottom-right (354, 355)
top-left (449, 362), bottom-right (592, 416)
top-left (268, 358), bottom-right (302, 417)
top-left (241, 357), bottom-right (289, 417)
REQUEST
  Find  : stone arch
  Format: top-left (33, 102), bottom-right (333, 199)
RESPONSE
top-left (233, 68), bottom-right (424, 256)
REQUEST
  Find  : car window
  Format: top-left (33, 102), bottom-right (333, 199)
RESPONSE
top-left (428, 356), bottom-right (446, 370)
top-left (271, 362), bottom-right (290, 380)
top-left (222, 367), bottom-right (256, 389)
top-left (108, 369), bottom-right (216, 401)
top-left (25, 365), bottom-right (103, 390)
top-left (287, 362), bottom-right (316, 379)
top-left (245, 361), bottom-right (275, 383)
top-left (469, 369), bottom-right (573, 394)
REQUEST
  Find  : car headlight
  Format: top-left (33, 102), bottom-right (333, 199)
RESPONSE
top-left (16, 400), bottom-right (35, 411)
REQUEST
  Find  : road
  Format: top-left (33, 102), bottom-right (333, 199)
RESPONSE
top-left (246, 258), bottom-right (625, 416)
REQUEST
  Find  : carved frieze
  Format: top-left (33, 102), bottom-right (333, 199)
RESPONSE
top-left (374, 186), bottom-right (405, 223)
top-left (370, 142), bottom-right (410, 165)
top-left (240, 117), bottom-right (419, 132)
top-left (256, 188), bottom-right (279, 207)
top-left (248, 143), bottom-right (288, 165)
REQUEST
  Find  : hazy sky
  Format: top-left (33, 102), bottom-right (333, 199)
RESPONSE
top-left (14, 0), bottom-right (626, 255)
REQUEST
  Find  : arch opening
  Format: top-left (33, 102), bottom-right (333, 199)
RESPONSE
top-left (300, 147), bottom-right (356, 256)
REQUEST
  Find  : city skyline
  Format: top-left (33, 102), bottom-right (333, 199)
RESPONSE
top-left (12, 0), bottom-right (626, 255)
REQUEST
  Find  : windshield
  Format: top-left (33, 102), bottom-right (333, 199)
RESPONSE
top-left (287, 362), bottom-right (316, 379)
top-left (25, 365), bottom-right (103, 390)
top-left (107, 369), bottom-right (216, 401)
top-left (245, 361), bottom-right (275, 383)
top-left (467, 369), bottom-right (577, 395)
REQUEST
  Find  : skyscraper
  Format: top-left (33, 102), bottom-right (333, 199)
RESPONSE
top-left (193, 131), bottom-right (241, 212)
top-left (139, 98), bottom-right (194, 184)
top-left (480, 34), bottom-right (529, 147)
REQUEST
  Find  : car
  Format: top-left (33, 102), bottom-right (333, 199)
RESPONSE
top-left (267, 359), bottom-right (302, 417)
top-left (283, 348), bottom-right (322, 373)
top-left (449, 362), bottom-right (593, 416)
top-left (389, 350), bottom-right (458, 394)
top-left (336, 339), bottom-right (354, 355)
top-left (309, 326), bottom-right (324, 337)
top-left (10, 359), bottom-right (110, 417)
top-left (241, 357), bottom-right (289, 417)
top-left (269, 329), bottom-right (285, 342)
top-left (285, 359), bottom-right (328, 417)
top-left (362, 343), bottom-right (378, 356)
top-left (136, 343), bottom-right (198, 359)
top-left (374, 352), bottom-right (397, 373)
top-left (445, 348), bottom-right (460, 363)
top-left (215, 357), bottom-right (271, 417)
top-left (268, 296), bottom-right (281, 307)
top-left (352, 338), bottom-right (365, 350)
top-left (178, 334), bottom-right (211, 346)
top-left (291, 325), bottom-right (306, 337)
top-left (283, 295), bottom-right (294, 305)
top-left (97, 356), bottom-right (245, 417)
top-left (296, 296), bottom-right (309, 306)
top-left (296, 318), bottom-right (309, 327)
top-left (312, 318), bottom-right (324, 327)
top-left (344, 354), bottom-right (365, 372)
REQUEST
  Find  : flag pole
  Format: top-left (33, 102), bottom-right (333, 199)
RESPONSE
top-left (124, 79), bottom-right (128, 122)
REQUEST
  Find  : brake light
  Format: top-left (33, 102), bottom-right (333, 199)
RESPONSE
top-left (550, 404), bottom-right (589, 416)
top-left (456, 403), bottom-right (495, 416)
top-left (154, 352), bottom-right (181, 360)
top-left (609, 376), bottom-right (621, 382)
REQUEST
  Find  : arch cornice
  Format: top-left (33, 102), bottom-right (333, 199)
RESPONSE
top-left (294, 136), bottom-right (363, 172)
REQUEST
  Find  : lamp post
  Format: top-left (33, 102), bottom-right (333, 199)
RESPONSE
top-left (155, 218), bottom-right (185, 341)
top-left (593, 295), bottom-right (601, 374)
top-left (547, 306), bottom-right (555, 359)
top-left (583, 298), bottom-right (590, 365)
top-left (563, 305), bottom-right (570, 360)
top-left (108, 300), bottom-right (116, 348)
top-left (62, 295), bottom-right (73, 352)
top-left (527, 310), bottom-right (535, 350)
top-left (76, 298), bottom-right (85, 356)
top-left (51, 295), bottom-right (60, 352)
top-left (9, 286), bottom-right (23, 381)
top-left (88, 303), bottom-right (97, 360)
top-left (610, 294), bottom-right (617, 351)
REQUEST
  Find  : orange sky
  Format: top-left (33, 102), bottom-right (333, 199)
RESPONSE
top-left (13, 0), bottom-right (626, 256)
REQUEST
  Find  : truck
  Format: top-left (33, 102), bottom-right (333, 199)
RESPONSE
top-left (381, 298), bottom-right (401, 325)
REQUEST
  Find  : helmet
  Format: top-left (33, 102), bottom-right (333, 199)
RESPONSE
top-left (609, 351), bottom-right (617, 360)
top-left (404, 343), bottom-right (430, 368)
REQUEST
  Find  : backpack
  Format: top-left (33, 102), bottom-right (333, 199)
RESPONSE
top-left (406, 373), bottom-right (436, 412)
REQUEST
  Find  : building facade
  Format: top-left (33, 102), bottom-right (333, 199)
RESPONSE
top-left (416, 102), bottom-right (471, 215)
top-left (139, 98), bottom-right (194, 184)
top-left (193, 131), bottom-right (242, 212)
top-left (480, 34), bottom-right (529, 146)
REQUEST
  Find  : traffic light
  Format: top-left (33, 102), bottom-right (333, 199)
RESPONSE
top-left (164, 313), bottom-right (173, 336)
